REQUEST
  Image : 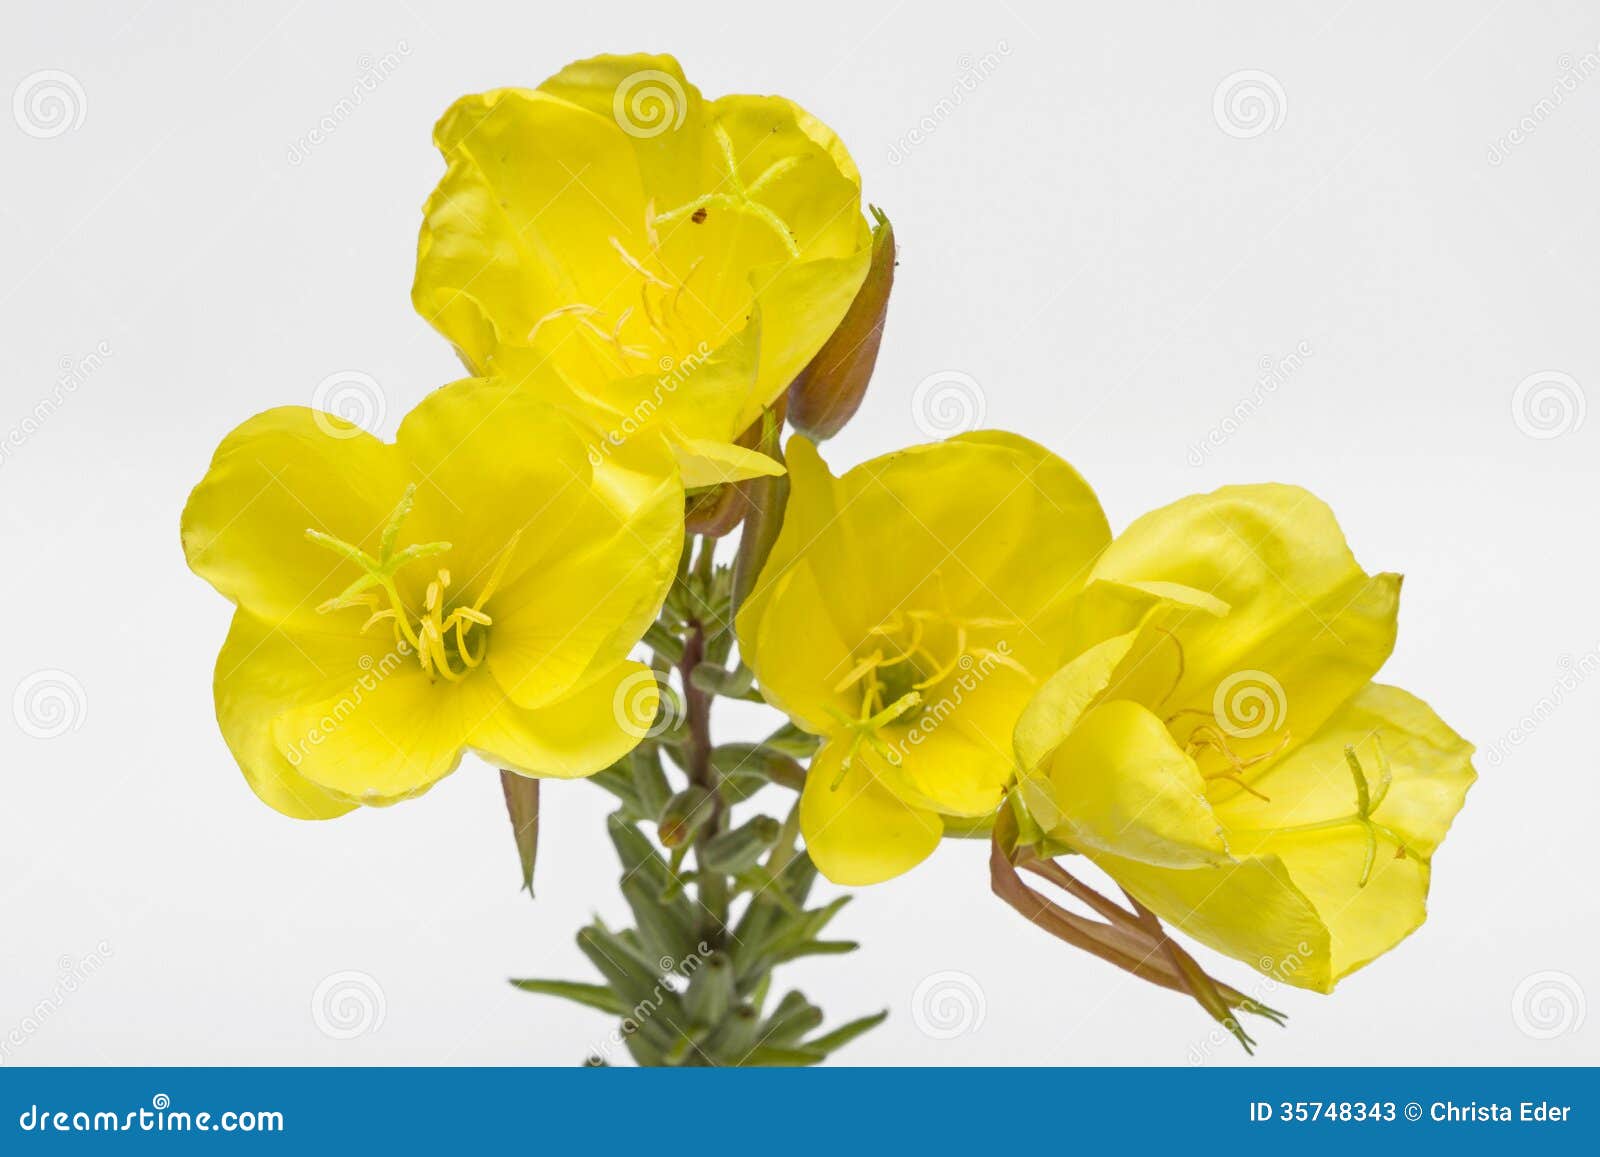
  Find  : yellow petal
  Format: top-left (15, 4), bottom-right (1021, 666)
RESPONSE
top-left (413, 88), bottom-right (649, 373)
top-left (739, 247), bottom-right (873, 425)
top-left (800, 741), bottom-right (943, 885)
top-left (465, 660), bottom-right (655, 780)
top-left (413, 59), bottom-right (873, 485)
top-left (741, 564), bottom-right (857, 735)
top-left (1215, 682), bottom-right (1476, 854)
top-left (538, 54), bottom-right (707, 205)
top-left (1014, 630), bottom-right (1141, 777)
top-left (211, 612), bottom-right (358, 820)
top-left (675, 436), bottom-right (784, 489)
top-left (481, 429), bottom-right (682, 711)
top-left (1033, 701), bottom-right (1230, 868)
top-left (747, 434), bottom-right (1110, 645)
top-left (395, 381), bottom-right (602, 590)
top-left (269, 659), bottom-right (471, 805)
top-left (1100, 684), bottom-right (1474, 991)
top-left (706, 95), bottom-right (866, 263)
top-left (878, 656), bottom-right (1039, 817)
top-left (181, 407), bottom-right (408, 633)
top-left (1090, 484), bottom-right (1400, 774)
top-left (1094, 849), bottom-right (1336, 992)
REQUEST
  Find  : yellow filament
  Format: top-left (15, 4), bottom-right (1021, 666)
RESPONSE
top-left (306, 493), bottom-right (523, 683)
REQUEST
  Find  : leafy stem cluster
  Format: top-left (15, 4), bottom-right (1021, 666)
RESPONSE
top-left (510, 533), bottom-right (885, 1066)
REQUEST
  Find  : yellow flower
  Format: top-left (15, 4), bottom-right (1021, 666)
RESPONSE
top-left (412, 53), bottom-right (875, 490)
top-left (180, 380), bottom-right (683, 818)
top-left (736, 434), bottom-right (1111, 885)
top-left (1012, 485), bottom-right (1475, 992)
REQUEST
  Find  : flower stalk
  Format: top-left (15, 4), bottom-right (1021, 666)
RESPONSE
top-left (508, 528), bottom-right (889, 1066)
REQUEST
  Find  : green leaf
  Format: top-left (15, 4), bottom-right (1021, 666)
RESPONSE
top-left (628, 747), bottom-right (672, 819)
top-left (700, 816), bottom-right (781, 874)
top-left (702, 1004), bottom-right (762, 1065)
top-left (508, 979), bottom-right (628, 1016)
top-left (499, 770), bottom-right (539, 897)
top-left (690, 662), bottom-right (755, 698)
top-left (759, 990), bottom-right (825, 1046)
top-left (644, 620), bottom-right (685, 664)
top-left (682, 951), bottom-right (735, 1026)
top-left (621, 873), bottom-right (697, 964)
top-left (741, 1044), bottom-right (826, 1066)
top-left (772, 939), bottom-right (859, 964)
top-left (761, 722), bottom-right (821, 759)
top-left (806, 1010), bottom-right (888, 1057)
top-left (731, 448), bottom-right (789, 615)
top-left (606, 813), bottom-right (687, 900)
top-left (590, 762), bottom-right (644, 815)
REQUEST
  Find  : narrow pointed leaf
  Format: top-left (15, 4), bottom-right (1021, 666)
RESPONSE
top-left (508, 979), bottom-right (629, 1016)
top-left (500, 770), bottom-right (539, 897)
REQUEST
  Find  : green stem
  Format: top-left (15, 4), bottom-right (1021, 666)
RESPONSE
top-left (679, 537), bottom-right (728, 942)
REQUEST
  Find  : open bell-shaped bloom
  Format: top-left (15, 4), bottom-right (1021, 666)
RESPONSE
top-left (1012, 485), bottom-right (1475, 992)
top-left (180, 380), bottom-right (683, 818)
top-left (412, 53), bottom-right (875, 490)
top-left (735, 434), bottom-right (1111, 885)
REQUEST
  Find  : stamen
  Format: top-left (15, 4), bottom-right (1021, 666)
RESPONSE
top-left (832, 650), bottom-right (884, 694)
top-left (745, 155), bottom-right (802, 196)
top-left (1153, 627), bottom-right (1186, 708)
top-left (610, 236), bottom-right (674, 289)
top-left (302, 492), bottom-right (519, 683)
top-left (527, 303), bottom-right (599, 344)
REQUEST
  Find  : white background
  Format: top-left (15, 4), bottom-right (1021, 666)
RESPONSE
top-left (2, 0), bottom-right (1596, 1066)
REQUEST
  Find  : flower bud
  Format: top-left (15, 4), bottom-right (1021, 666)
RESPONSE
top-left (684, 399), bottom-right (787, 538)
top-left (787, 207), bottom-right (895, 440)
top-left (499, 770), bottom-right (539, 897)
top-left (657, 786), bottom-right (715, 848)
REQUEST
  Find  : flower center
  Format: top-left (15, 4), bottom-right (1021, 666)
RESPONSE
top-left (304, 484), bottom-right (520, 683)
top-left (524, 121), bottom-right (801, 377)
top-left (824, 605), bottom-right (1021, 787)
